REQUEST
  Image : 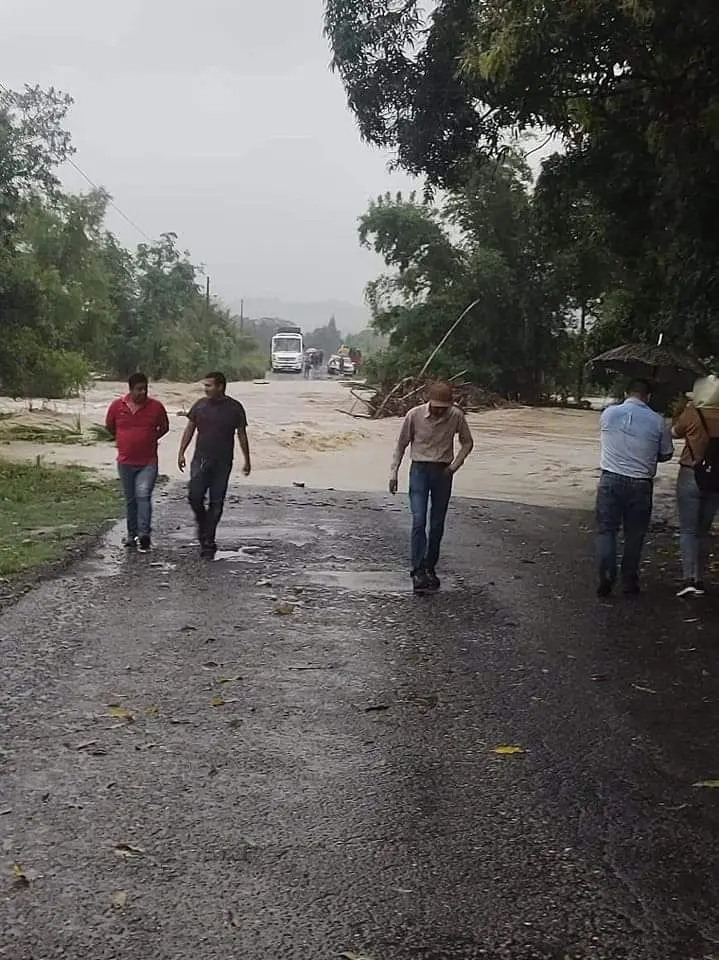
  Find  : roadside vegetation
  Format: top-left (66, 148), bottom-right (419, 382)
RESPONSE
top-left (326, 0), bottom-right (719, 401)
top-left (0, 460), bottom-right (120, 579)
top-left (0, 85), bottom-right (266, 401)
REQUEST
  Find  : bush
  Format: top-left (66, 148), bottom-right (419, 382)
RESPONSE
top-left (26, 349), bottom-right (91, 399)
top-left (223, 353), bottom-right (268, 382)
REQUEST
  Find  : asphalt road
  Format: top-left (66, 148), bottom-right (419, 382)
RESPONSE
top-left (1, 484), bottom-right (718, 960)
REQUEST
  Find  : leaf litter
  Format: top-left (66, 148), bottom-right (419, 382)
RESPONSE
top-left (107, 705), bottom-right (134, 722)
top-left (493, 745), bottom-right (525, 755)
top-left (113, 842), bottom-right (146, 859)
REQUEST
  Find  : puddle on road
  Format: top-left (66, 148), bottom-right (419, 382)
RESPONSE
top-left (168, 523), bottom-right (314, 548)
top-left (301, 568), bottom-right (457, 595)
top-left (213, 547), bottom-right (262, 564)
top-left (73, 522), bottom-right (125, 579)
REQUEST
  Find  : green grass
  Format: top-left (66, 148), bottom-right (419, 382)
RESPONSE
top-left (0, 423), bottom-right (85, 444)
top-left (0, 460), bottom-right (121, 578)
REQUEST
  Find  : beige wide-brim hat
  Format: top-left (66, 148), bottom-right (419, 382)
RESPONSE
top-left (688, 374), bottom-right (719, 408)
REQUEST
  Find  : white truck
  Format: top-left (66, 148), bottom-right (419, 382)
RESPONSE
top-left (270, 326), bottom-right (304, 374)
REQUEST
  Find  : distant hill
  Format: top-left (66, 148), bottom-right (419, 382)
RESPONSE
top-left (232, 298), bottom-right (370, 335)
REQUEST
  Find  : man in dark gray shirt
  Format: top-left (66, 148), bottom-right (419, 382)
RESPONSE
top-left (177, 371), bottom-right (251, 558)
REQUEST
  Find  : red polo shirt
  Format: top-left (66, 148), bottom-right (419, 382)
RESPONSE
top-left (105, 395), bottom-right (170, 466)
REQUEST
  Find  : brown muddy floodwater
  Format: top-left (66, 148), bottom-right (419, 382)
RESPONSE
top-left (0, 378), bottom-right (681, 511)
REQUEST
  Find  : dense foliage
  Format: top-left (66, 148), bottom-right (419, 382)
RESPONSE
top-left (0, 85), bottom-right (264, 398)
top-left (325, 0), bottom-right (719, 378)
top-left (359, 160), bottom-right (571, 400)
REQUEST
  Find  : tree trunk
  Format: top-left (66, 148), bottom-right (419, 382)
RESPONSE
top-left (576, 302), bottom-right (587, 403)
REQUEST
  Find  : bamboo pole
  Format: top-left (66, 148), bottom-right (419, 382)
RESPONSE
top-left (371, 299), bottom-right (481, 418)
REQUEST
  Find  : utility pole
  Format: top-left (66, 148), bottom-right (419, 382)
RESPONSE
top-left (205, 276), bottom-right (210, 316)
top-left (240, 298), bottom-right (244, 332)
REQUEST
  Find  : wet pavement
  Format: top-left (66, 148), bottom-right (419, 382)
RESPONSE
top-left (1, 486), bottom-right (718, 959)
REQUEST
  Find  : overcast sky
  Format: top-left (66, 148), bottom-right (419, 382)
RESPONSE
top-left (1, 0), bottom-right (417, 308)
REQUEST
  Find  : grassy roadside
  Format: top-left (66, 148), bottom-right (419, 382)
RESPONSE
top-left (0, 459), bottom-right (121, 579)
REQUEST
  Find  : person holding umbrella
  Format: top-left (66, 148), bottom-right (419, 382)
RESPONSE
top-left (672, 375), bottom-right (719, 597)
top-left (596, 379), bottom-right (674, 597)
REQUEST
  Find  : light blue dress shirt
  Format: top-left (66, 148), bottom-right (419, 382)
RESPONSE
top-left (599, 398), bottom-right (674, 479)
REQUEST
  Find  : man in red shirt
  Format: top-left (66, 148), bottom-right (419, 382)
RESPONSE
top-left (105, 373), bottom-right (170, 553)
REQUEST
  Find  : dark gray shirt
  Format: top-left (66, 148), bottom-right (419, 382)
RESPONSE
top-left (188, 396), bottom-right (248, 465)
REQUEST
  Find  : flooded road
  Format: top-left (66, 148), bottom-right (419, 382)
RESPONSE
top-left (0, 377), bottom-right (680, 510)
top-left (1, 487), bottom-right (717, 958)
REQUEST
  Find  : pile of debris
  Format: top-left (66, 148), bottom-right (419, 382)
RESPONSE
top-left (356, 376), bottom-right (513, 419)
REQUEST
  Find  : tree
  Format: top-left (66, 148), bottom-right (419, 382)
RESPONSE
top-left (0, 83), bottom-right (266, 396)
top-left (325, 0), bottom-right (719, 359)
top-left (360, 161), bottom-right (567, 400)
top-left (306, 315), bottom-right (342, 356)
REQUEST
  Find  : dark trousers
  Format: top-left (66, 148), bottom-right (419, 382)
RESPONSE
top-left (409, 461), bottom-right (453, 574)
top-left (595, 470), bottom-right (653, 585)
top-left (188, 458), bottom-right (232, 546)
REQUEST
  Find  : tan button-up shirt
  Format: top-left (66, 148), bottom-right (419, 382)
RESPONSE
top-left (390, 403), bottom-right (474, 473)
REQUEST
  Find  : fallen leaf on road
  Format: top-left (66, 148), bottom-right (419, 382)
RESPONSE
top-left (144, 706), bottom-right (159, 718)
top-left (217, 675), bottom-right (243, 684)
top-left (340, 953), bottom-right (375, 960)
top-left (135, 742), bottom-right (158, 752)
top-left (274, 602), bottom-right (295, 616)
top-left (107, 705), bottom-right (134, 722)
top-left (693, 780), bottom-right (719, 789)
top-left (111, 891), bottom-right (128, 908)
top-left (365, 704), bottom-right (390, 713)
top-left (12, 863), bottom-right (30, 887)
top-left (180, 625), bottom-right (197, 633)
top-left (493, 745), bottom-right (525, 755)
top-left (203, 660), bottom-right (220, 669)
top-left (75, 739), bottom-right (99, 751)
top-left (113, 842), bottom-right (145, 859)
top-left (632, 683), bottom-right (657, 695)
top-left (211, 696), bottom-right (226, 707)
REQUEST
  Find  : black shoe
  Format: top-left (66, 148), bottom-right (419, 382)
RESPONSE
top-left (695, 581), bottom-right (707, 596)
top-left (412, 571), bottom-right (431, 595)
top-left (200, 540), bottom-right (217, 559)
top-left (425, 570), bottom-right (441, 592)
top-left (622, 577), bottom-right (640, 596)
top-left (124, 536), bottom-right (137, 550)
top-left (136, 535), bottom-right (151, 554)
top-left (597, 576), bottom-right (614, 598)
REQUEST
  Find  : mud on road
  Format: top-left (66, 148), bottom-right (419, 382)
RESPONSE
top-left (1, 486), bottom-right (718, 959)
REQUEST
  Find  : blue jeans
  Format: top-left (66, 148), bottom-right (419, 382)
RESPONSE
top-left (409, 462), bottom-right (453, 574)
top-left (677, 465), bottom-right (719, 582)
top-left (117, 463), bottom-right (158, 539)
top-left (188, 457), bottom-right (233, 546)
top-left (595, 470), bottom-right (653, 585)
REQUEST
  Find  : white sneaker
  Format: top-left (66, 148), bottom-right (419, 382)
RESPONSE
top-left (676, 581), bottom-right (698, 598)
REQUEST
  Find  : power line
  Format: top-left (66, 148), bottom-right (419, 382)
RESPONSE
top-left (0, 78), bottom-right (152, 243)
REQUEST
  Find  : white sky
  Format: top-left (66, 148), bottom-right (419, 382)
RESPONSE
top-left (0, 0), bottom-right (418, 307)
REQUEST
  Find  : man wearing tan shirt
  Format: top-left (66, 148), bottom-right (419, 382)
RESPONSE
top-left (389, 381), bottom-right (474, 594)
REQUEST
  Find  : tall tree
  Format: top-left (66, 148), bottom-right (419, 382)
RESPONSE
top-left (325, 0), bottom-right (719, 357)
top-left (361, 161), bottom-right (566, 400)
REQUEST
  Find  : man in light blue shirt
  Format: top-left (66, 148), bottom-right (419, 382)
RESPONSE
top-left (596, 379), bottom-right (674, 596)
